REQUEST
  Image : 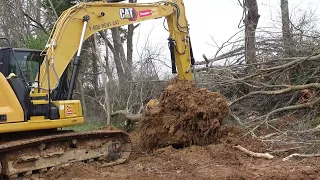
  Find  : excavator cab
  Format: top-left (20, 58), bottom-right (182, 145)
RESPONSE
top-left (0, 48), bottom-right (43, 84)
top-left (0, 38), bottom-right (83, 129)
top-left (0, 37), bottom-right (44, 89)
top-left (0, 46), bottom-right (59, 122)
top-left (0, 43), bottom-right (41, 121)
top-left (0, 45), bottom-right (70, 100)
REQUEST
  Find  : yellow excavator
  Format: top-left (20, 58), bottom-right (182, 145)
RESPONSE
top-left (0, 0), bottom-right (194, 178)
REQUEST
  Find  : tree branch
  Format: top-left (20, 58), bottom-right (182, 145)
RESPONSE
top-left (22, 12), bottom-right (48, 34)
top-left (230, 83), bottom-right (320, 106)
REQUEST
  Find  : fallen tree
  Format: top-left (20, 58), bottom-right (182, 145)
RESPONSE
top-left (191, 24), bottom-right (320, 155)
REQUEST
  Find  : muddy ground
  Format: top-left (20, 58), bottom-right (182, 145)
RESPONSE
top-left (21, 123), bottom-right (318, 180)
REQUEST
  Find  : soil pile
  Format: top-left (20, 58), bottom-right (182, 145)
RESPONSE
top-left (137, 79), bottom-right (229, 151)
top-left (40, 163), bottom-right (104, 180)
top-left (34, 124), bottom-right (320, 180)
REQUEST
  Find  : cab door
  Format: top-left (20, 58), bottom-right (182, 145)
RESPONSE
top-left (0, 48), bottom-right (11, 76)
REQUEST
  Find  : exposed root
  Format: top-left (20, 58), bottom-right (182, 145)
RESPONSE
top-left (137, 79), bottom-right (229, 152)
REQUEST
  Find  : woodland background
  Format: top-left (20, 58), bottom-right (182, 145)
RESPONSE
top-left (2, 0), bottom-right (320, 148)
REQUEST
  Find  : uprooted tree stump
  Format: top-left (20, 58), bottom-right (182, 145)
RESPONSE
top-left (137, 79), bottom-right (229, 152)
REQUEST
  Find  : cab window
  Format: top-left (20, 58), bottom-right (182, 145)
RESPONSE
top-left (9, 51), bottom-right (42, 82)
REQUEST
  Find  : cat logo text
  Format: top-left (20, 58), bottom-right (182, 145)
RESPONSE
top-left (119, 8), bottom-right (137, 21)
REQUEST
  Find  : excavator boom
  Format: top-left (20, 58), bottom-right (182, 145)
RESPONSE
top-left (37, 0), bottom-right (194, 97)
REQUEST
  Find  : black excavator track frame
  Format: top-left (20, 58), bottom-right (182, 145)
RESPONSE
top-left (0, 129), bottom-right (132, 179)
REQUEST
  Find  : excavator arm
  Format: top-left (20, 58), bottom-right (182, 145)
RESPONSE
top-left (37, 0), bottom-right (194, 99)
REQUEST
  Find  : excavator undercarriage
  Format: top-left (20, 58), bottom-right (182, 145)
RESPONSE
top-left (0, 129), bottom-right (131, 178)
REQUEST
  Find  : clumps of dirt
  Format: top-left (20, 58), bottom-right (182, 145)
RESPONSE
top-left (35, 123), bottom-right (320, 180)
top-left (137, 79), bottom-right (229, 151)
top-left (41, 163), bottom-right (104, 180)
top-left (218, 123), bottom-right (267, 152)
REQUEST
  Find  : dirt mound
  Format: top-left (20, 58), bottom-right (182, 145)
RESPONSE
top-left (23, 124), bottom-right (320, 180)
top-left (137, 79), bottom-right (229, 151)
top-left (40, 163), bottom-right (103, 180)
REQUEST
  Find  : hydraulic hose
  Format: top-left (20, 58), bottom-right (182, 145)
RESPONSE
top-left (39, 57), bottom-right (60, 91)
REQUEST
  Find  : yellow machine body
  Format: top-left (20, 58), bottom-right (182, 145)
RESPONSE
top-left (0, 73), bottom-right (24, 123)
top-left (0, 72), bottom-right (84, 133)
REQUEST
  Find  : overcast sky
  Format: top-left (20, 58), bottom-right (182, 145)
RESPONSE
top-left (127, 0), bottom-right (320, 77)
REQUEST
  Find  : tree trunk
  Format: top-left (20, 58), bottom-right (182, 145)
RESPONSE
top-left (77, 77), bottom-right (87, 118)
top-left (93, 33), bottom-right (111, 125)
top-left (127, 0), bottom-right (137, 78)
top-left (111, 27), bottom-right (131, 81)
top-left (104, 55), bottom-right (113, 86)
top-left (119, 40), bottom-right (132, 81)
top-left (111, 28), bottom-right (127, 84)
top-left (98, 30), bottom-right (114, 85)
top-left (91, 37), bottom-right (99, 95)
top-left (127, 24), bottom-right (134, 73)
top-left (244, 0), bottom-right (260, 73)
top-left (35, 0), bottom-right (42, 34)
top-left (281, 0), bottom-right (295, 85)
top-left (281, 0), bottom-right (293, 57)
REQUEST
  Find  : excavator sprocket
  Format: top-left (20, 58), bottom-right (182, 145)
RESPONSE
top-left (0, 129), bottom-right (131, 178)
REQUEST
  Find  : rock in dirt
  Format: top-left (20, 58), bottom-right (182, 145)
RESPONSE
top-left (137, 79), bottom-right (229, 151)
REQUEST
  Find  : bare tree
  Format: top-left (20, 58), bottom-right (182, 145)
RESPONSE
top-left (93, 33), bottom-right (112, 124)
top-left (281, 0), bottom-right (293, 57)
top-left (127, 0), bottom-right (138, 75)
top-left (77, 77), bottom-right (87, 118)
top-left (244, 0), bottom-right (260, 72)
top-left (110, 27), bottom-right (127, 84)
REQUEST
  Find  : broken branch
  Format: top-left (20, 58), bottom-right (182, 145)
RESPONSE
top-left (233, 145), bottom-right (274, 159)
top-left (264, 97), bottom-right (320, 121)
top-left (282, 153), bottom-right (320, 161)
top-left (230, 83), bottom-right (320, 106)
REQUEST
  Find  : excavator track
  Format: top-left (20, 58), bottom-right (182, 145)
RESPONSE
top-left (0, 129), bottom-right (131, 179)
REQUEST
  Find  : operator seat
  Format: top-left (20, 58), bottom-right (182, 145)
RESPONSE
top-left (6, 73), bottom-right (31, 121)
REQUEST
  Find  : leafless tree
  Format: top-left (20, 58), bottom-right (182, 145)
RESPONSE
top-left (243, 0), bottom-right (260, 73)
top-left (281, 0), bottom-right (294, 58)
